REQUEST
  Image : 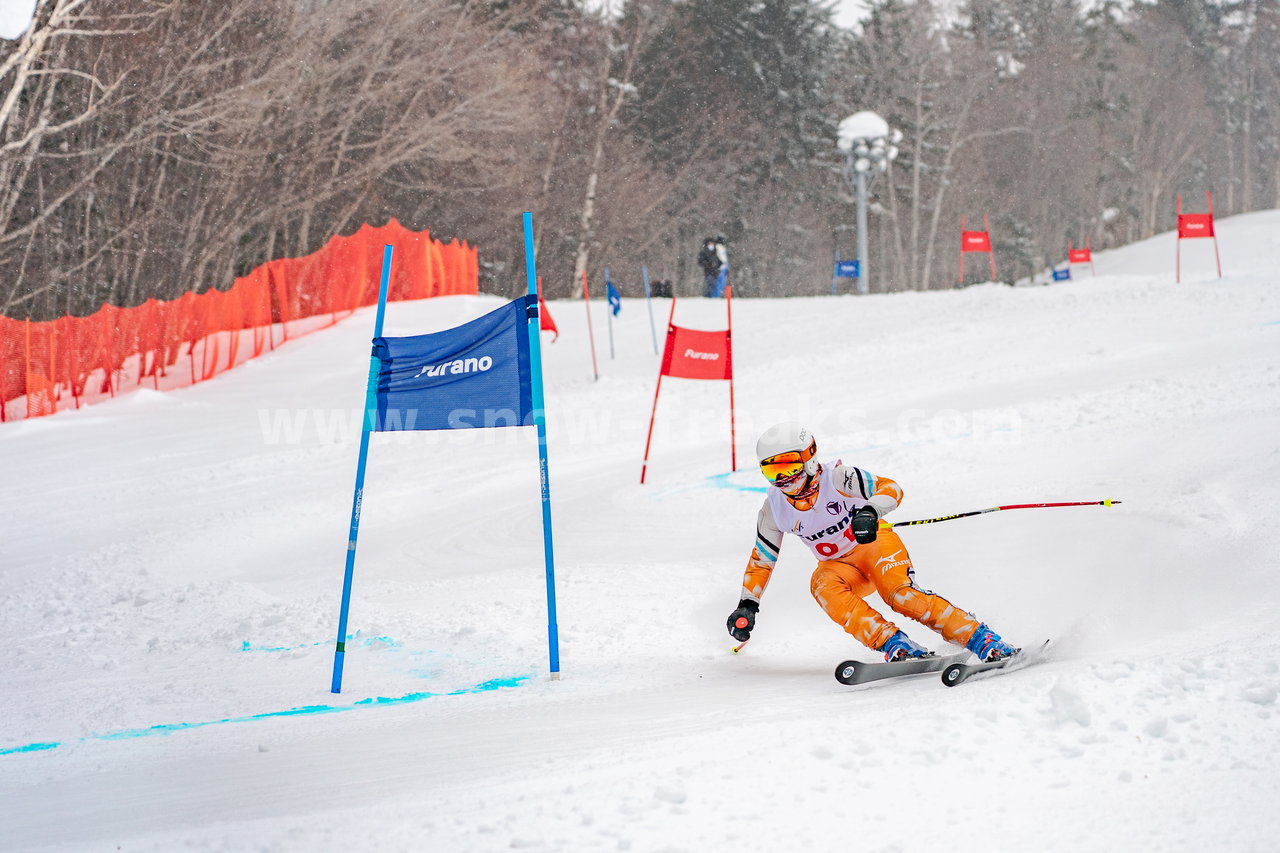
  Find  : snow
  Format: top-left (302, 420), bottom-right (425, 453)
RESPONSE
top-left (3, 211), bottom-right (1280, 851)
top-left (833, 0), bottom-right (874, 30)
top-left (0, 0), bottom-right (36, 40)
top-left (837, 110), bottom-right (890, 149)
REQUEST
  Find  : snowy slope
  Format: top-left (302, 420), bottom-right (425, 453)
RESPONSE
top-left (2, 212), bottom-right (1279, 852)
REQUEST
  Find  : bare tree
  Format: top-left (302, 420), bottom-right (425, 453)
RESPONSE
top-left (565, 2), bottom-right (664, 294)
top-left (1, 0), bottom-right (545, 319)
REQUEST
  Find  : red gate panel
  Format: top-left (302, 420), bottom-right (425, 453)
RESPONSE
top-left (661, 325), bottom-right (732, 380)
top-left (1177, 213), bottom-right (1215, 239)
top-left (961, 230), bottom-right (992, 253)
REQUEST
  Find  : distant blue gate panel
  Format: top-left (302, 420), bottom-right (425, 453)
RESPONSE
top-left (835, 260), bottom-right (861, 279)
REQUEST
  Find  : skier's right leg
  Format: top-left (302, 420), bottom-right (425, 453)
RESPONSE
top-left (810, 560), bottom-right (900, 651)
top-left (848, 527), bottom-right (1018, 661)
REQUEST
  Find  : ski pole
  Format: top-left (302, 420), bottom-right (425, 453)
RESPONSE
top-left (890, 499), bottom-right (1121, 529)
top-left (730, 615), bottom-right (751, 654)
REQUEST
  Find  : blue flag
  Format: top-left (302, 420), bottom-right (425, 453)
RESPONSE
top-left (606, 281), bottom-right (621, 316)
top-left (372, 295), bottom-right (533, 431)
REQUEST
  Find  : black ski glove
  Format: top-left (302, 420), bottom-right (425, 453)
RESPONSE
top-left (727, 599), bottom-right (759, 642)
top-left (852, 506), bottom-right (880, 544)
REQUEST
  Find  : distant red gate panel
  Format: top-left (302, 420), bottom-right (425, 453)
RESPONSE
top-left (1175, 192), bottom-right (1222, 282)
top-left (961, 230), bottom-right (993, 253)
top-left (1177, 213), bottom-right (1215, 239)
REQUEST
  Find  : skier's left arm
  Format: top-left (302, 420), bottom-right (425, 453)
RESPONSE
top-left (833, 464), bottom-right (903, 544)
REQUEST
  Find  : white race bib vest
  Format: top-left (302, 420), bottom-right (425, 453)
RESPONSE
top-left (767, 461), bottom-right (876, 560)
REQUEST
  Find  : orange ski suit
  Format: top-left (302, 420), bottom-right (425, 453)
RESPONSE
top-left (809, 522), bottom-right (980, 650)
top-left (739, 462), bottom-right (982, 652)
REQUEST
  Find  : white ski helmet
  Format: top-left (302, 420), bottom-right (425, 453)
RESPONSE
top-left (755, 422), bottom-right (819, 483)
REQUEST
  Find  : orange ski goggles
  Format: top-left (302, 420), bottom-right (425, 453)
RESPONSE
top-left (759, 440), bottom-right (816, 483)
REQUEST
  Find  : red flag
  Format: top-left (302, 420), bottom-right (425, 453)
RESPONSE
top-left (1068, 247), bottom-right (1092, 263)
top-left (535, 278), bottom-right (558, 342)
top-left (538, 296), bottom-right (558, 342)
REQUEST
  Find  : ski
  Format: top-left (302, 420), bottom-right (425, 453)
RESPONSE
top-left (940, 640), bottom-right (1052, 687)
top-left (835, 652), bottom-right (969, 686)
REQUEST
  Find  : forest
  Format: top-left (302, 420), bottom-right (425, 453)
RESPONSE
top-left (2, 0), bottom-right (1278, 319)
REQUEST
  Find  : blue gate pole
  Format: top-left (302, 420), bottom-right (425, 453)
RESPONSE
top-left (522, 212), bottom-right (562, 679)
top-left (641, 265), bottom-right (659, 355)
top-left (330, 244), bottom-right (394, 694)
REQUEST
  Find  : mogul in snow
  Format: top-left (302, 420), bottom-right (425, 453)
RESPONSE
top-left (728, 423), bottom-right (1019, 663)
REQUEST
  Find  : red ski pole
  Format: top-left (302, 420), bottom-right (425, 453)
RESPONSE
top-left (890, 499), bottom-right (1121, 529)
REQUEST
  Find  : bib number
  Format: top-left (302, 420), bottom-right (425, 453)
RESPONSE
top-left (814, 525), bottom-right (858, 558)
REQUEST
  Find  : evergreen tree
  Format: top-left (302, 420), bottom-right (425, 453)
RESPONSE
top-left (628, 0), bottom-right (838, 292)
top-left (634, 0), bottom-right (835, 180)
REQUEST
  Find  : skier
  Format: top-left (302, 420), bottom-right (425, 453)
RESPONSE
top-left (727, 423), bottom-right (1019, 662)
top-left (697, 237), bottom-right (722, 298)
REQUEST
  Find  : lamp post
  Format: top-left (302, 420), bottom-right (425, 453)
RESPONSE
top-left (837, 111), bottom-right (900, 295)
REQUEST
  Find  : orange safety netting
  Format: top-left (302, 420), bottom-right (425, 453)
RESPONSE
top-left (0, 219), bottom-right (479, 422)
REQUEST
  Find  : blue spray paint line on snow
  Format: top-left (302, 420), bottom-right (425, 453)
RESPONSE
top-left (0, 675), bottom-right (531, 757)
top-left (705, 472), bottom-right (768, 494)
top-left (242, 640), bottom-right (321, 652)
top-left (241, 633), bottom-right (402, 653)
top-left (353, 677), bottom-right (527, 708)
top-left (1, 741), bottom-right (60, 755)
top-left (650, 471), bottom-right (764, 499)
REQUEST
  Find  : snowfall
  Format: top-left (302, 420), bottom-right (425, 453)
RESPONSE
top-left (2, 210), bottom-right (1279, 852)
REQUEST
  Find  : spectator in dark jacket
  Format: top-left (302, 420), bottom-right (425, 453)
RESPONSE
top-left (697, 238), bottom-right (722, 297)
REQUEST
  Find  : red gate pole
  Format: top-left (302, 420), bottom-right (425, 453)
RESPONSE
top-left (726, 285), bottom-right (736, 473)
top-left (639, 370), bottom-right (666, 485)
top-left (581, 270), bottom-right (599, 381)
top-left (1207, 190), bottom-right (1222, 278)
top-left (958, 215), bottom-right (966, 285)
top-left (1176, 195), bottom-right (1183, 283)
top-left (640, 299), bottom-right (679, 484)
top-left (984, 213), bottom-right (997, 281)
